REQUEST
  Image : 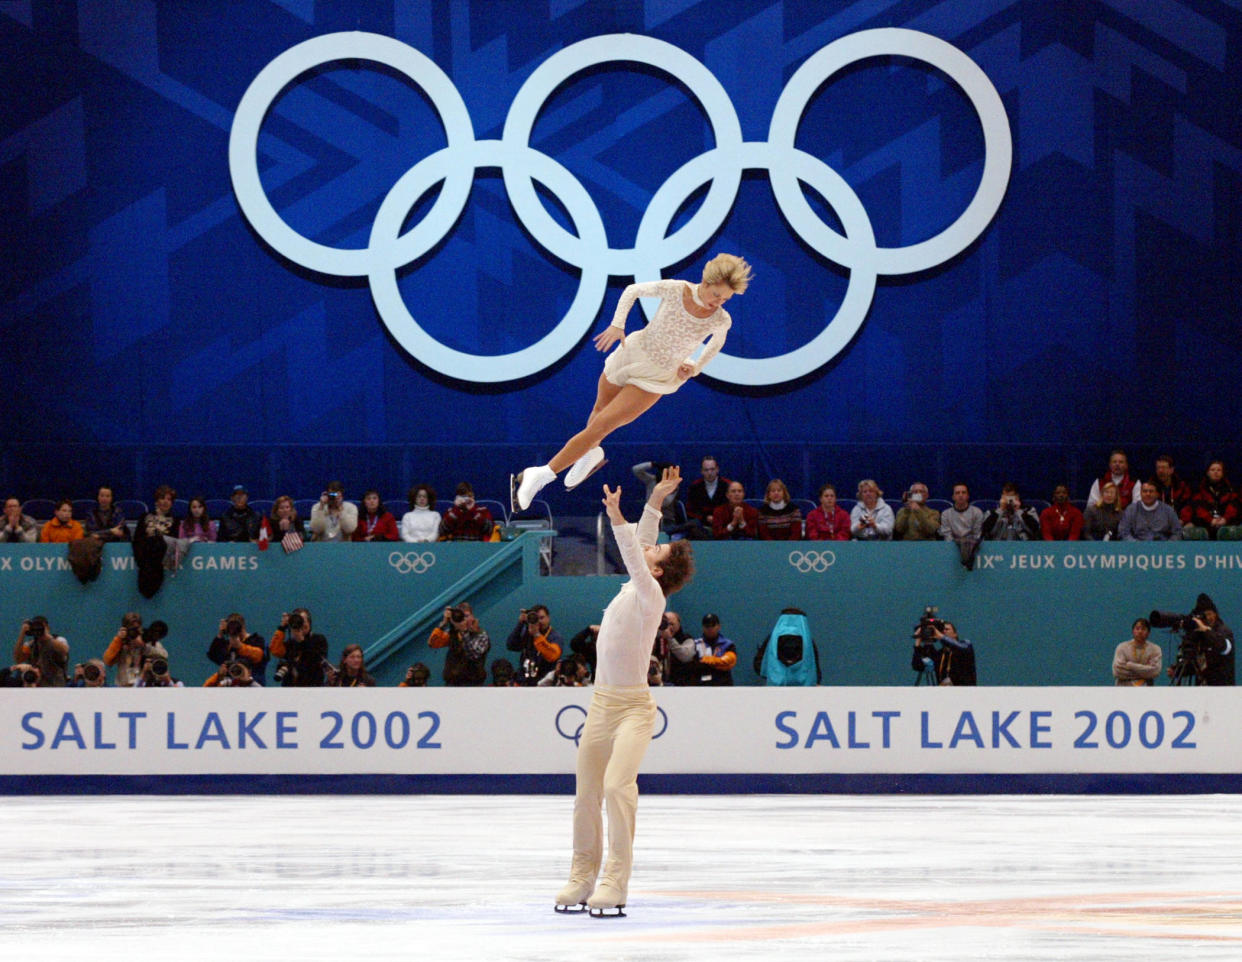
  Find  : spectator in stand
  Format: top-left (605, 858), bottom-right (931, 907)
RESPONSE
top-left (1086, 449), bottom-right (1139, 510)
top-left (650, 611), bottom-right (690, 685)
top-left (1083, 480), bottom-right (1124, 541)
top-left (1151, 454), bottom-right (1192, 514)
top-left (1120, 481), bottom-right (1183, 541)
top-left (102, 611), bottom-right (149, 687)
top-left (712, 481), bottom-right (759, 539)
top-left (439, 482), bottom-right (494, 542)
top-left (1181, 460), bottom-right (1239, 540)
top-left (217, 484), bottom-right (261, 543)
top-left (207, 612), bottom-right (269, 685)
top-left (506, 604), bottom-right (563, 685)
top-left (261, 495), bottom-right (306, 546)
top-left (309, 481), bottom-right (358, 543)
top-left (132, 485), bottom-right (181, 597)
top-left (331, 644), bottom-right (376, 687)
top-left (803, 484), bottom-right (851, 541)
top-left (693, 613), bottom-right (736, 686)
top-left (428, 602), bottom-right (491, 686)
top-left (178, 495), bottom-right (218, 543)
top-left (39, 498), bottom-right (84, 543)
top-left (13, 615), bottom-right (69, 687)
top-left (939, 483), bottom-right (984, 569)
top-left (756, 479), bottom-right (802, 540)
top-left (84, 485), bottom-right (130, 542)
top-left (893, 482), bottom-right (940, 541)
top-left (1, 497), bottom-right (39, 543)
top-left (1040, 484), bottom-right (1084, 540)
top-left (851, 479), bottom-right (894, 541)
top-left (683, 455), bottom-right (730, 539)
top-left (981, 483), bottom-right (1041, 541)
top-left (400, 484), bottom-right (441, 543)
top-left (1112, 617), bottom-right (1162, 687)
top-left (353, 489), bottom-right (399, 542)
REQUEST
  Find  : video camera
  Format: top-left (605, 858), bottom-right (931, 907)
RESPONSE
top-left (1149, 610), bottom-right (1198, 633)
top-left (911, 605), bottom-right (945, 643)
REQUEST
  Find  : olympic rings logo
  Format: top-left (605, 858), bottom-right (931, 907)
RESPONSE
top-left (789, 550), bottom-right (835, 573)
top-left (387, 551), bottom-right (436, 575)
top-left (230, 29), bottom-right (1010, 386)
top-left (555, 704), bottom-right (668, 746)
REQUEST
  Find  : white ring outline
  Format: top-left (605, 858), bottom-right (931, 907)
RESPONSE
top-left (388, 551), bottom-right (436, 574)
top-left (229, 29), bottom-right (1011, 386)
top-left (789, 550), bottom-right (835, 573)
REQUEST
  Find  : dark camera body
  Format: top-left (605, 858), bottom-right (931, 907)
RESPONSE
top-left (450, 608), bottom-right (466, 623)
top-left (227, 662), bottom-right (247, 679)
top-left (150, 659), bottom-right (169, 677)
top-left (912, 606), bottom-right (945, 643)
top-left (525, 610), bottom-right (540, 625)
top-left (1150, 610), bottom-right (1194, 633)
top-left (226, 618), bottom-right (244, 636)
top-left (83, 663), bottom-right (103, 682)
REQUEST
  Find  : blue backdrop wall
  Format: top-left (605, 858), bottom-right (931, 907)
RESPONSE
top-left (2, 0), bottom-right (1240, 509)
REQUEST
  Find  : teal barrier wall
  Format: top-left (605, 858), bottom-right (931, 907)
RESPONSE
top-left (1, 541), bottom-right (1237, 687)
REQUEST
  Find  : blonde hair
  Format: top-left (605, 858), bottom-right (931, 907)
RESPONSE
top-left (857, 479), bottom-right (882, 497)
top-left (702, 253), bottom-right (753, 293)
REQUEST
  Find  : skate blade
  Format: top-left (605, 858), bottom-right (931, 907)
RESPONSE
top-left (588, 905), bottom-right (626, 918)
top-left (510, 472), bottom-right (521, 515)
top-left (564, 459), bottom-right (609, 492)
top-left (554, 903), bottom-right (588, 914)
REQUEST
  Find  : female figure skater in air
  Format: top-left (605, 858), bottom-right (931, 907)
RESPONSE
top-left (554, 466), bottom-right (695, 917)
top-left (512, 253), bottom-right (752, 511)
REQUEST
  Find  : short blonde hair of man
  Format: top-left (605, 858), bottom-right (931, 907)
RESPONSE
top-left (702, 253), bottom-right (753, 293)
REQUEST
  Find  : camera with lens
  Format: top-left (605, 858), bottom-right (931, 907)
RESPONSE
top-left (82, 663), bottom-right (103, 683)
top-left (149, 658), bottom-right (169, 678)
top-left (450, 607), bottom-right (466, 624)
top-left (659, 615), bottom-right (670, 632)
top-left (273, 661), bottom-right (295, 684)
top-left (525, 609), bottom-right (541, 626)
top-left (227, 662), bottom-right (247, 680)
top-left (911, 605), bottom-right (945, 643)
top-left (25, 618), bottom-right (45, 639)
top-left (21, 667), bottom-right (39, 685)
top-left (1149, 610), bottom-right (1196, 634)
top-left (226, 617), bottom-right (244, 636)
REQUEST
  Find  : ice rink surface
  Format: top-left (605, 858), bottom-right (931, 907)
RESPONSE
top-left (2, 793), bottom-right (1240, 961)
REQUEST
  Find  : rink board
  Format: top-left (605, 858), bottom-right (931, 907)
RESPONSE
top-left (2, 687), bottom-right (1240, 794)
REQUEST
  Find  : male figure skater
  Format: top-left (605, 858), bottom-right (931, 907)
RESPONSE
top-left (555, 467), bottom-right (695, 917)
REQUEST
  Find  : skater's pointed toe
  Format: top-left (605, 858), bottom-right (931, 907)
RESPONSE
top-left (514, 465), bottom-right (556, 512)
top-left (564, 446), bottom-right (606, 491)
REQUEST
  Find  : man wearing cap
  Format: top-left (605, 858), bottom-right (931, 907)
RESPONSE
top-left (1189, 594), bottom-right (1234, 686)
top-left (694, 613), bottom-right (736, 685)
top-left (217, 484), bottom-right (261, 543)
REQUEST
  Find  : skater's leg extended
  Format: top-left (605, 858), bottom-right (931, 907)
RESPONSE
top-left (548, 385), bottom-right (659, 474)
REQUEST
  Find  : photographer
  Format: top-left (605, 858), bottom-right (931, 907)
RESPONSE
top-left (13, 615), bottom-right (69, 687)
top-left (569, 623), bottom-right (601, 676)
top-left (539, 652), bottom-right (592, 687)
top-left (912, 611), bottom-right (976, 685)
top-left (309, 481), bottom-right (358, 542)
top-left (206, 612), bottom-right (268, 685)
top-left (981, 483), bottom-right (1040, 541)
top-left (207, 660), bottom-right (259, 687)
top-left (894, 482), bottom-right (941, 541)
top-left (400, 662), bottom-right (431, 687)
top-left (0, 662), bottom-right (41, 687)
top-left (429, 602), bottom-right (491, 686)
top-left (655, 611), bottom-right (697, 687)
top-left (101, 612), bottom-right (148, 686)
top-left (71, 659), bottom-right (109, 688)
top-left (270, 609), bottom-right (329, 687)
top-left (693, 613), bottom-right (736, 686)
top-left (1112, 617), bottom-right (1161, 686)
top-left (506, 604), bottom-right (562, 685)
top-left (1157, 594), bottom-right (1234, 685)
top-left (135, 647), bottom-right (183, 688)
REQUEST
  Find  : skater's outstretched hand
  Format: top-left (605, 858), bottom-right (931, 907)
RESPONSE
top-left (593, 326), bottom-right (626, 353)
top-left (601, 484), bottom-right (626, 525)
top-left (649, 465), bottom-right (682, 509)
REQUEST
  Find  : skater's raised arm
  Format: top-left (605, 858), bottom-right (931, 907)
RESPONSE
top-left (636, 466), bottom-right (681, 545)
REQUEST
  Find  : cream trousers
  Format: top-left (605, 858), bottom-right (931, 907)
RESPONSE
top-left (567, 684), bottom-right (658, 898)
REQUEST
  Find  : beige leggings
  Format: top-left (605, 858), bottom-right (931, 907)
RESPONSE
top-left (568, 685), bottom-right (658, 897)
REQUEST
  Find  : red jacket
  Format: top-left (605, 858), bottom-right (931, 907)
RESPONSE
top-left (804, 506), bottom-right (851, 541)
top-left (1040, 503), bottom-right (1084, 540)
top-left (712, 503), bottom-right (760, 539)
top-left (351, 511), bottom-right (399, 542)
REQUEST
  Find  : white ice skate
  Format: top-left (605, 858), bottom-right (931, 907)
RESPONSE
top-left (563, 447), bottom-right (607, 491)
top-left (553, 878), bottom-right (593, 914)
top-left (586, 881), bottom-right (626, 918)
top-left (512, 464), bottom-right (556, 513)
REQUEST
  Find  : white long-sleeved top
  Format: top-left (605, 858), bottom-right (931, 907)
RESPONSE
top-left (595, 504), bottom-right (666, 687)
top-left (400, 507), bottom-right (441, 543)
top-left (610, 280), bottom-right (732, 376)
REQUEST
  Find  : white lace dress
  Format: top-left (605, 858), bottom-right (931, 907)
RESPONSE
top-left (601, 280), bottom-right (732, 394)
